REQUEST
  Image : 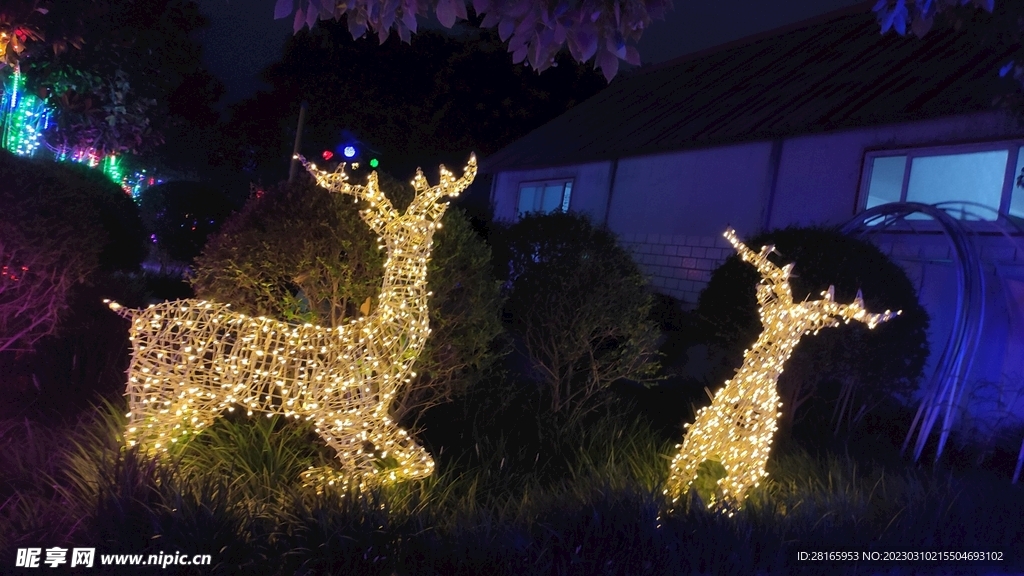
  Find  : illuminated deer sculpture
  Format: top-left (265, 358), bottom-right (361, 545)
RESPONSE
top-left (107, 155), bottom-right (476, 492)
top-left (664, 228), bottom-right (899, 511)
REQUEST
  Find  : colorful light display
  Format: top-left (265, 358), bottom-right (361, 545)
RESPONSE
top-left (0, 70), bottom-right (50, 157)
top-left (2, 70), bottom-right (156, 198)
top-left (664, 228), bottom-right (900, 513)
top-left (108, 155), bottom-right (477, 492)
top-left (53, 146), bottom-right (155, 198)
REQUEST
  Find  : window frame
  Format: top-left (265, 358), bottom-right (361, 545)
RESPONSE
top-left (859, 140), bottom-right (1024, 219)
top-left (515, 178), bottom-right (574, 218)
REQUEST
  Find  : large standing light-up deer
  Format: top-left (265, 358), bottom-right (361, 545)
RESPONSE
top-left (664, 228), bottom-right (899, 512)
top-left (107, 155), bottom-right (476, 491)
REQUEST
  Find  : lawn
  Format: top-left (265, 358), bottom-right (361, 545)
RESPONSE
top-left (2, 398), bottom-right (1021, 575)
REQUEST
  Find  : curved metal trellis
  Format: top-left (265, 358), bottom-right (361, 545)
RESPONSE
top-left (842, 201), bottom-right (1024, 463)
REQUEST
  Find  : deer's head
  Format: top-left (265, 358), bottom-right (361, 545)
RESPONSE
top-left (300, 155), bottom-right (477, 252)
top-left (723, 228), bottom-right (899, 333)
top-left (724, 228), bottom-right (796, 310)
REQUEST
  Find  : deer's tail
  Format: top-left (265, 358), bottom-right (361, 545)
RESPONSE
top-left (104, 299), bottom-right (136, 320)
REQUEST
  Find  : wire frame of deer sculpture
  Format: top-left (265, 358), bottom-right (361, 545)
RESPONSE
top-left (663, 227), bottom-right (900, 513)
top-left (107, 154), bottom-right (477, 493)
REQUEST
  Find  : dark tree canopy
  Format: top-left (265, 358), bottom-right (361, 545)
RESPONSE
top-left (138, 181), bottom-right (239, 264)
top-left (496, 211), bottom-right (660, 419)
top-left (219, 21), bottom-right (604, 181)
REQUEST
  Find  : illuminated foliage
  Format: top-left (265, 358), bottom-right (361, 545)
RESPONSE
top-left (873, 0), bottom-right (995, 36)
top-left (664, 228), bottom-right (899, 512)
top-left (275, 0), bottom-right (671, 81)
top-left (109, 156), bottom-right (476, 492)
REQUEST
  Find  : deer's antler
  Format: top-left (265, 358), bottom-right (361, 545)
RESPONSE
top-left (299, 155), bottom-right (399, 237)
top-left (406, 154), bottom-right (477, 222)
top-left (724, 228), bottom-right (795, 304)
top-left (800, 287), bottom-right (901, 333)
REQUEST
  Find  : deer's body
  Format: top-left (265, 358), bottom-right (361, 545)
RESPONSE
top-left (109, 156), bottom-right (476, 490)
top-left (665, 228), bottom-right (898, 510)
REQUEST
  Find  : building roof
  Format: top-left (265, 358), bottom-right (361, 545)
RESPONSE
top-left (481, 2), bottom-right (1020, 173)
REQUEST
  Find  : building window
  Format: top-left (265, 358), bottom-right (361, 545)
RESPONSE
top-left (517, 179), bottom-right (573, 217)
top-left (861, 142), bottom-right (1024, 221)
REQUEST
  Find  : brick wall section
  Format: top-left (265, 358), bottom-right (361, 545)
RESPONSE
top-left (620, 232), bottom-right (1024, 309)
top-left (619, 233), bottom-right (734, 308)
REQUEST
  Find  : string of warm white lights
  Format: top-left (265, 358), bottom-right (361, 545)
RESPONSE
top-left (664, 227), bottom-right (900, 513)
top-left (108, 154), bottom-right (476, 492)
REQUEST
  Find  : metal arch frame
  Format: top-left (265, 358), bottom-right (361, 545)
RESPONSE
top-left (839, 201), bottom-right (1020, 462)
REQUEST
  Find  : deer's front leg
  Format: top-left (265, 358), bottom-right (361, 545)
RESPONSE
top-left (665, 400), bottom-right (729, 507)
top-left (302, 411), bottom-right (434, 493)
top-left (372, 416), bottom-right (435, 481)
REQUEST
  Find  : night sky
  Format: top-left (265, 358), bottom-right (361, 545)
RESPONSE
top-left (196, 0), bottom-right (864, 107)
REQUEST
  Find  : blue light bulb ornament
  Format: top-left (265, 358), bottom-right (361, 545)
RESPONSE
top-left (343, 145), bottom-right (357, 159)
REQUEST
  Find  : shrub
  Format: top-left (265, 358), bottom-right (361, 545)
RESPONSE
top-left (191, 176), bottom-right (381, 325)
top-left (191, 170), bottom-right (505, 425)
top-left (138, 180), bottom-right (239, 264)
top-left (694, 226), bottom-right (929, 438)
top-left (496, 211), bottom-right (660, 421)
top-left (0, 151), bottom-right (144, 354)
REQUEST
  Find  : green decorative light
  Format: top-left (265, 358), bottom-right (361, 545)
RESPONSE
top-left (101, 154), bottom-right (123, 185)
top-left (1, 70), bottom-right (50, 157)
top-left (369, 158), bottom-right (379, 168)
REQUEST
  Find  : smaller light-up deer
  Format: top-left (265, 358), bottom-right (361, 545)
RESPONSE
top-left (664, 227), bottom-right (899, 511)
top-left (108, 155), bottom-right (476, 492)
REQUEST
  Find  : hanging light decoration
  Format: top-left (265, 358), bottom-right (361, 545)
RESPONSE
top-left (664, 227), bottom-right (900, 513)
top-left (107, 155), bottom-right (477, 492)
top-left (1, 70), bottom-right (50, 157)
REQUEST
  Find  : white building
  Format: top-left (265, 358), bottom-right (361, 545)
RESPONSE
top-left (482, 4), bottom-right (1024, 443)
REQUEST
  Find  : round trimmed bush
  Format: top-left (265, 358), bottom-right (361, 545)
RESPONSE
top-left (497, 211), bottom-right (660, 420)
top-left (0, 150), bottom-right (145, 354)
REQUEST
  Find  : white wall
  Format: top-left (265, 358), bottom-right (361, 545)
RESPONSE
top-left (490, 143), bottom-right (773, 303)
top-left (604, 143), bottom-right (774, 237)
top-left (768, 112), bottom-right (1021, 228)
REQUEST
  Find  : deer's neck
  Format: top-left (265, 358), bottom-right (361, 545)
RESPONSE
top-left (730, 321), bottom-right (809, 393)
top-left (364, 244), bottom-right (434, 343)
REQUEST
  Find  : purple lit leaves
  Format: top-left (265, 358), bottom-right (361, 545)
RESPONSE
top-left (275, 0), bottom-right (673, 81)
top-left (435, 0), bottom-right (467, 28)
top-left (872, 0), bottom-right (995, 38)
top-left (274, 0), bottom-right (294, 20)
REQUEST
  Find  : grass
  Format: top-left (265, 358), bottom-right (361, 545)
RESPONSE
top-left (2, 400), bottom-right (1023, 575)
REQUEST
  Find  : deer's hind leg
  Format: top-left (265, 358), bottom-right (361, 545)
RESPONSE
top-left (122, 341), bottom-right (223, 456)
